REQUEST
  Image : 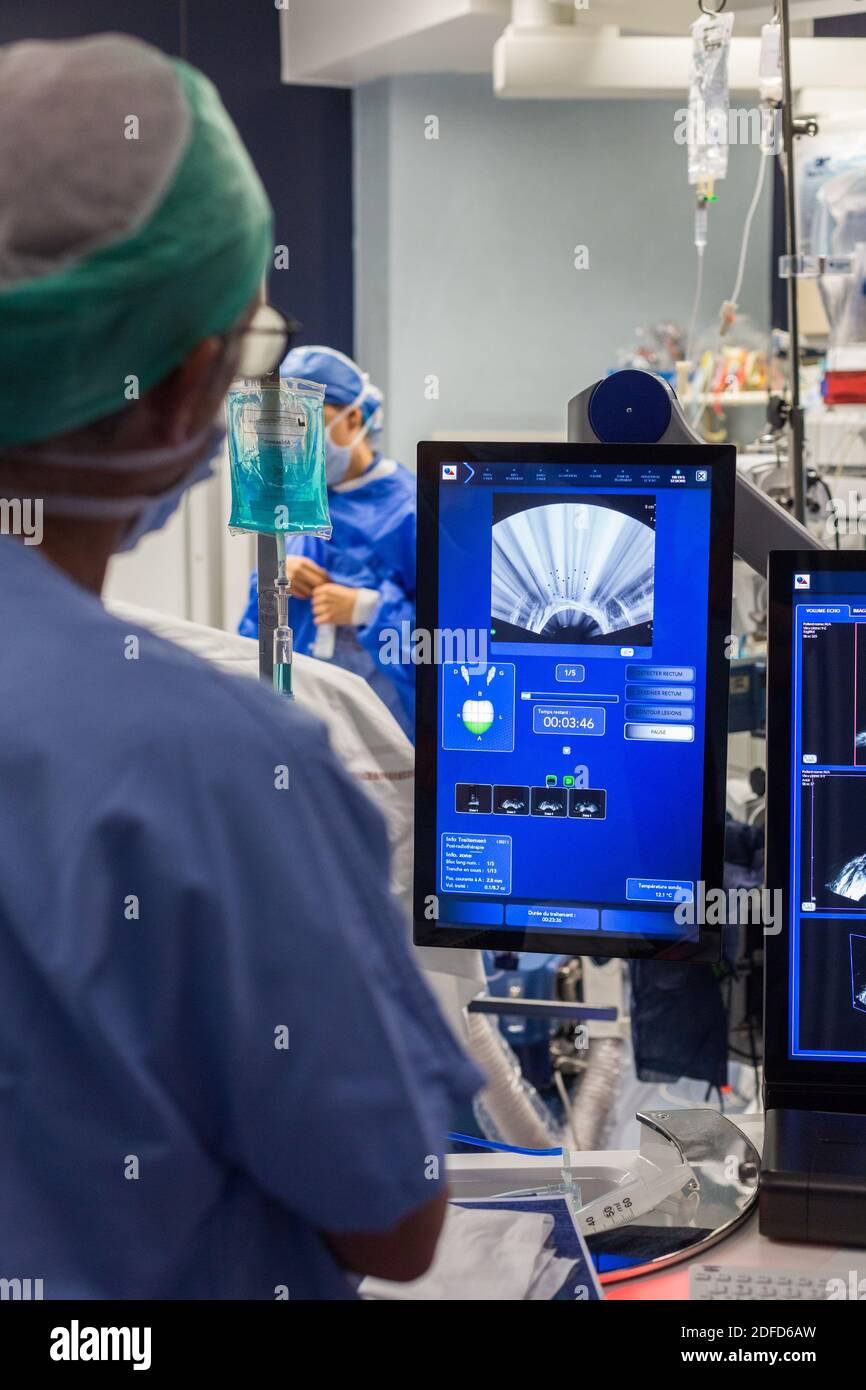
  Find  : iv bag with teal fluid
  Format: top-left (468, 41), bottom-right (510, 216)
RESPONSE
top-left (226, 376), bottom-right (332, 538)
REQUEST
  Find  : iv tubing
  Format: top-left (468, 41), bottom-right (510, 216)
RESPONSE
top-left (731, 147), bottom-right (771, 310)
top-left (448, 1132), bottom-right (562, 1156)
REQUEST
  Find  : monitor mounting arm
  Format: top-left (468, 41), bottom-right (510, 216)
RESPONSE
top-left (568, 371), bottom-right (826, 577)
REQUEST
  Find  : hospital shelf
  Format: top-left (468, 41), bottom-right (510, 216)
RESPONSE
top-left (682, 392), bottom-right (770, 407)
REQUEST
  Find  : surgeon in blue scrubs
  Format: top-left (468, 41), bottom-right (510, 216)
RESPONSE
top-left (239, 347), bottom-right (416, 739)
top-left (0, 34), bottom-right (480, 1300)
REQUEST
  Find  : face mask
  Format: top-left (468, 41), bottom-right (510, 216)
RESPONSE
top-left (324, 434), bottom-right (354, 488)
top-left (0, 421), bottom-right (226, 552)
top-left (324, 376), bottom-right (373, 487)
top-left (116, 437), bottom-right (222, 552)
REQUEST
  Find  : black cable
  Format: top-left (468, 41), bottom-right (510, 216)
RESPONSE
top-left (746, 1003), bottom-right (761, 1105)
top-left (812, 475), bottom-right (839, 550)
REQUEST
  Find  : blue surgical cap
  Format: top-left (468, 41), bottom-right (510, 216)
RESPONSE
top-left (281, 345), bottom-right (384, 432)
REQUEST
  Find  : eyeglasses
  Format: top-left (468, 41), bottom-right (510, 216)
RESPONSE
top-left (233, 303), bottom-right (300, 379)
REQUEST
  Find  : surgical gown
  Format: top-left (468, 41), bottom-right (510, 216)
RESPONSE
top-left (0, 535), bottom-right (480, 1299)
top-left (239, 457), bottom-right (416, 739)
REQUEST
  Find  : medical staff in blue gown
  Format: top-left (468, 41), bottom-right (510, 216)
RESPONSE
top-left (0, 33), bottom-right (480, 1301)
top-left (239, 347), bottom-right (416, 739)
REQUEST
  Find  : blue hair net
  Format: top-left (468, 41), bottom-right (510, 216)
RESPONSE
top-left (281, 345), bottom-right (383, 435)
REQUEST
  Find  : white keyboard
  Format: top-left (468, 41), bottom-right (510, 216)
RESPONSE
top-left (690, 1264), bottom-right (834, 1300)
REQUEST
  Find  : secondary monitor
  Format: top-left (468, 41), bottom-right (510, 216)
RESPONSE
top-left (766, 551), bottom-right (866, 1108)
top-left (413, 442), bottom-right (735, 961)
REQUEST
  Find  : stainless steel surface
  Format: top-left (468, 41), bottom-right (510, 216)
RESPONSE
top-left (593, 1109), bottom-right (761, 1285)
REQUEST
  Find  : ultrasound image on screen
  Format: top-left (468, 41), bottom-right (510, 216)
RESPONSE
top-left (801, 773), bottom-right (866, 909)
top-left (852, 934), bottom-right (866, 1014)
top-left (797, 919), bottom-right (866, 1054)
top-left (800, 620), bottom-right (866, 766)
top-left (490, 493), bottom-right (655, 648)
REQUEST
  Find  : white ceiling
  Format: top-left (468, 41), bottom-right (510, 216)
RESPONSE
top-left (280, 0), bottom-right (510, 86)
top-left (279, 1), bottom-right (866, 87)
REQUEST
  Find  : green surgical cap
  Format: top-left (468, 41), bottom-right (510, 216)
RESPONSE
top-left (0, 34), bottom-right (274, 447)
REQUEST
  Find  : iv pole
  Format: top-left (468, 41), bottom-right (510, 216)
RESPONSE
top-left (778, 0), bottom-right (817, 524)
top-left (256, 373), bottom-right (281, 687)
top-left (175, 0), bottom-right (294, 687)
top-left (256, 351), bottom-right (300, 693)
top-left (697, 0), bottom-right (812, 523)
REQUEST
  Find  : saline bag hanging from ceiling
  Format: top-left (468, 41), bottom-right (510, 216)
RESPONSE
top-left (685, 2), bottom-right (735, 377)
top-left (688, 2), bottom-right (735, 201)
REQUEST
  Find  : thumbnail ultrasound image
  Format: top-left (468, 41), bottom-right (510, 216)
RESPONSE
top-left (490, 493), bottom-right (655, 648)
top-left (455, 783), bottom-right (492, 814)
top-left (493, 785), bottom-right (529, 816)
top-left (801, 774), bottom-right (866, 909)
top-left (530, 787), bottom-right (569, 818)
top-left (800, 621), bottom-right (862, 766)
top-left (569, 788), bottom-right (607, 820)
top-left (797, 918), bottom-right (866, 1054)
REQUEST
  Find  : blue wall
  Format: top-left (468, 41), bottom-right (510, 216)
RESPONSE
top-left (0, 0), bottom-right (354, 352)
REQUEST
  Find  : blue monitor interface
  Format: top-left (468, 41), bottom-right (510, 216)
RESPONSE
top-left (789, 570), bottom-right (866, 1060)
top-left (432, 456), bottom-right (718, 947)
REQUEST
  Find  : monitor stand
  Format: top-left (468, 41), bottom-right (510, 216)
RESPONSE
top-left (760, 1108), bottom-right (866, 1246)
